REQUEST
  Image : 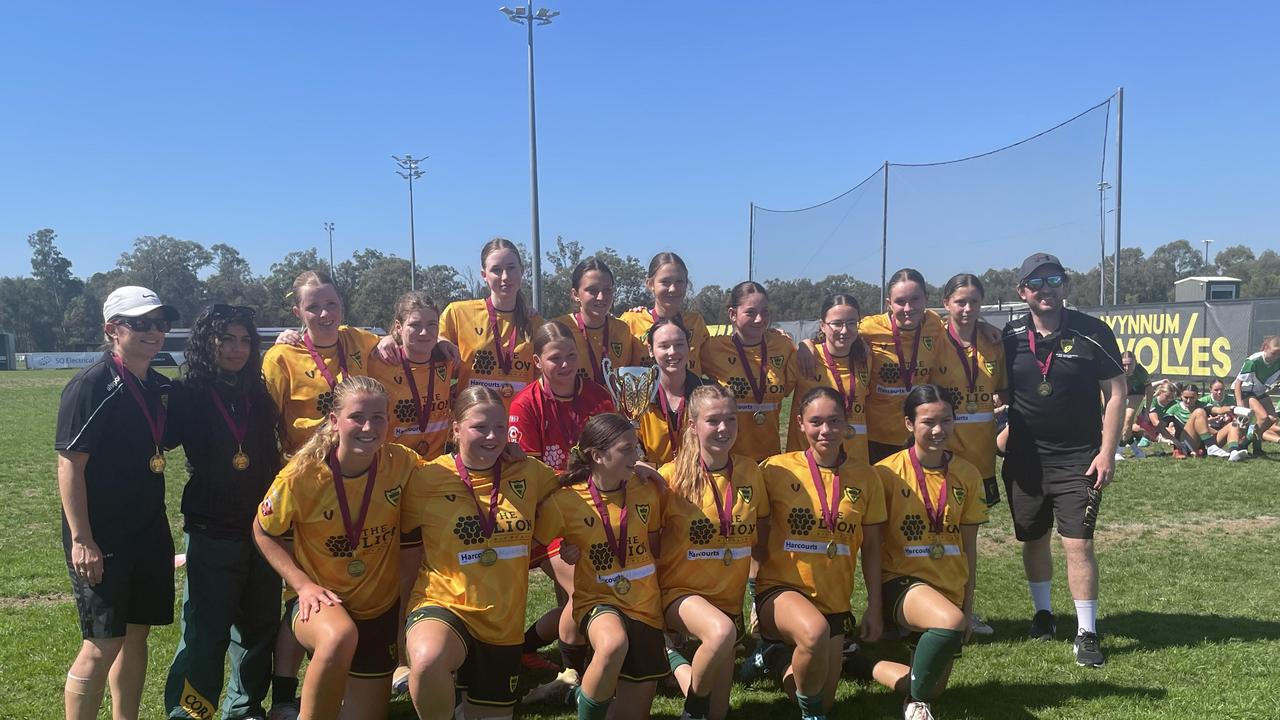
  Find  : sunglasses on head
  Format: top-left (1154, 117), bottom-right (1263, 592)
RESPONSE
top-left (1023, 274), bottom-right (1065, 291)
top-left (113, 316), bottom-right (173, 333)
top-left (209, 304), bottom-right (256, 320)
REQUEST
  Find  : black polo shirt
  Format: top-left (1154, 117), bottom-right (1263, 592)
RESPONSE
top-left (166, 376), bottom-right (281, 540)
top-left (1002, 309), bottom-right (1123, 467)
top-left (55, 352), bottom-right (173, 548)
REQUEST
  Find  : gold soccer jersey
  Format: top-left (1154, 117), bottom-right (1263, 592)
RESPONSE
top-left (861, 311), bottom-right (947, 446)
top-left (368, 356), bottom-right (456, 460)
top-left (257, 443), bottom-right (421, 619)
top-left (550, 313), bottom-right (646, 385)
top-left (656, 456), bottom-right (769, 615)
top-left (756, 451), bottom-right (887, 615)
top-left (262, 326), bottom-right (382, 455)
top-left (787, 350), bottom-right (871, 466)
top-left (699, 333), bottom-right (797, 462)
top-left (620, 309), bottom-right (712, 377)
top-left (402, 456), bottom-right (560, 645)
top-left (439, 299), bottom-right (542, 406)
top-left (936, 327), bottom-right (1007, 479)
top-left (874, 449), bottom-right (988, 607)
top-left (534, 476), bottom-right (665, 629)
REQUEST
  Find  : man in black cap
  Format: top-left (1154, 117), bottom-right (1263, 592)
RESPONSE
top-left (1001, 253), bottom-right (1125, 668)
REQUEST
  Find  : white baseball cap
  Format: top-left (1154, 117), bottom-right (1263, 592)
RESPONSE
top-left (102, 286), bottom-right (179, 322)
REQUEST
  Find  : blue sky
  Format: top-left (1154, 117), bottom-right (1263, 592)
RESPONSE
top-left (2, 2), bottom-right (1276, 294)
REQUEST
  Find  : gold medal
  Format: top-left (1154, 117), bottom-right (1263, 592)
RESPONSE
top-left (614, 576), bottom-right (632, 596)
top-left (347, 559), bottom-right (366, 577)
top-left (929, 542), bottom-right (945, 560)
top-left (752, 411), bottom-right (766, 426)
top-left (825, 540), bottom-right (838, 559)
top-left (1037, 381), bottom-right (1053, 397)
top-left (966, 401), bottom-right (977, 414)
top-left (845, 423), bottom-right (857, 439)
top-left (232, 450), bottom-right (250, 471)
top-left (149, 452), bottom-right (166, 474)
top-left (479, 548), bottom-right (499, 567)
top-left (722, 548), bottom-right (733, 566)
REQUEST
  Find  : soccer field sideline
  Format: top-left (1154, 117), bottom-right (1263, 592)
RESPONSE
top-left (2, 370), bottom-right (1278, 719)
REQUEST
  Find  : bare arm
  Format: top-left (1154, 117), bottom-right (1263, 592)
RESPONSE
top-left (1233, 377), bottom-right (1246, 408)
top-left (252, 520), bottom-right (342, 621)
top-left (752, 521), bottom-right (771, 564)
top-left (1087, 374), bottom-right (1128, 490)
top-left (58, 451), bottom-right (102, 585)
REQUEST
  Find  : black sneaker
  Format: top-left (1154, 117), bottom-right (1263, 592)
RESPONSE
top-left (1028, 610), bottom-right (1056, 640)
top-left (1073, 631), bottom-right (1105, 667)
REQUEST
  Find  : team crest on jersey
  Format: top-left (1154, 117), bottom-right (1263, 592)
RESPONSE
top-left (385, 485), bottom-right (402, 506)
top-left (351, 350), bottom-right (363, 368)
top-left (509, 479), bottom-right (526, 499)
top-left (1061, 338), bottom-right (1075, 353)
top-left (611, 341), bottom-right (623, 356)
top-left (737, 486), bottom-right (753, 502)
top-left (985, 361), bottom-right (996, 375)
top-left (844, 486), bottom-right (861, 504)
top-left (260, 498), bottom-right (274, 516)
top-left (636, 504), bottom-right (651, 524)
top-left (770, 355), bottom-right (784, 369)
top-left (858, 370), bottom-right (869, 384)
top-left (508, 426), bottom-right (523, 443)
top-left (509, 675), bottom-right (519, 692)
top-left (436, 365), bottom-right (448, 382)
top-left (922, 336), bottom-right (935, 351)
top-left (952, 487), bottom-right (966, 504)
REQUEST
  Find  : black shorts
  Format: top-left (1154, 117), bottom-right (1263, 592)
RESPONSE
top-left (868, 440), bottom-right (907, 465)
top-left (65, 522), bottom-right (175, 639)
top-left (288, 598), bottom-right (399, 678)
top-left (1002, 459), bottom-right (1101, 541)
top-left (662, 595), bottom-right (746, 645)
top-left (405, 606), bottom-right (521, 707)
top-left (754, 585), bottom-right (854, 640)
top-left (579, 605), bottom-right (669, 683)
top-left (880, 576), bottom-right (963, 657)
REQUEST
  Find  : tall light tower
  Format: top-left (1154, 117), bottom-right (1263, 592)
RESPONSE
top-left (323, 222), bottom-right (335, 277)
top-left (499, 5), bottom-right (559, 313)
top-left (393, 154), bottom-right (426, 291)
top-left (1202, 239), bottom-right (1214, 269)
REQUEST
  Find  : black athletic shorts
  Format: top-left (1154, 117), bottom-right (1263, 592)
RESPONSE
top-left (880, 576), bottom-right (964, 657)
top-left (65, 521), bottom-right (174, 639)
top-left (662, 594), bottom-right (746, 645)
top-left (288, 598), bottom-right (399, 678)
top-left (579, 605), bottom-right (669, 683)
top-left (755, 585), bottom-right (855, 640)
top-left (405, 606), bottom-right (521, 707)
top-left (1002, 459), bottom-right (1101, 541)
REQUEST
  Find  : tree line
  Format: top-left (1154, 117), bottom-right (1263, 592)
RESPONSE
top-left (2, 229), bottom-right (1276, 353)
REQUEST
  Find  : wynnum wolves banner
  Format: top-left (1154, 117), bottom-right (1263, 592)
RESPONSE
top-left (1092, 302), bottom-right (1252, 380)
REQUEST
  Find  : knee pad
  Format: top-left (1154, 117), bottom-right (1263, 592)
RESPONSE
top-left (910, 628), bottom-right (964, 701)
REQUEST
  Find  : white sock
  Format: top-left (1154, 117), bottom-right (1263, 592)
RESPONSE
top-left (1074, 599), bottom-right (1098, 634)
top-left (1029, 580), bottom-right (1052, 613)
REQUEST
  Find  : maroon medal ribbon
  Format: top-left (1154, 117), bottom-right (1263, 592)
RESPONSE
top-left (302, 332), bottom-right (348, 390)
top-left (701, 457), bottom-right (736, 538)
top-left (731, 334), bottom-right (768, 404)
top-left (454, 454), bottom-right (502, 540)
top-left (1025, 308), bottom-right (1068, 383)
top-left (803, 449), bottom-right (841, 534)
top-left (485, 297), bottom-right (518, 374)
top-left (111, 353), bottom-right (167, 451)
top-left (819, 343), bottom-right (856, 415)
top-left (327, 450), bottom-right (378, 551)
top-left (573, 312), bottom-right (610, 385)
top-left (889, 313), bottom-right (924, 391)
top-left (908, 446), bottom-right (949, 534)
top-left (209, 388), bottom-right (250, 447)
top-left (537, 378), bottom-right (584, 467)
top-left (398, 348), bottom-right (437, 435)
top-left (945, 321), bottom-right (979, 397)
top-left (587, 476), bottom-right (628, 569)
top-left (657, 384), bottom-right (685, 454)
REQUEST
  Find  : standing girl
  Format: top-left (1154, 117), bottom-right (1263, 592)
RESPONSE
top-left (534, 414), bottom-right (667, 720)
top-left (551, 257), bottom-right (646, 385)
top-left (860, 384), bottom-right (988, 720)
top-left (368, 291), bottom-right (456, 460)
top-left (440, 238), bottom-right (543, 405)
top-left (636, 317), bottom-right (709, 464)
top-left (164, 304), bottom-right (283, 720)
top-left (754, 387), bottom-right (886, 720)
top-left (402, 386), bottom-right (561, 720)
top-left (657, 384), bottom-right (768, 720)
top-left (788, 294), bottom-right (871, 466)
top-left (253, 376), bottom-right (422, 720)
top-left (621, 252), bottom-right (712, 376)
top-left (699, 282), bottom-right (798, 462)
top-left (1233, 335), bottom-right (1280, 456)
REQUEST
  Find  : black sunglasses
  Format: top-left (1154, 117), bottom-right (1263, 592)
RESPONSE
top-left (208, 304), bottom-right (256, 320)
top-left (113, 317), bottom-right (173, 333)
top-left (1023, 274), bottom-right (1065, 291)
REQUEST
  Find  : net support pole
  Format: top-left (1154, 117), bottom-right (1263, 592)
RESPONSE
top-left (880, 161), bottom-right (890, 303)
top-left (748, 202), bottom-right (755, 282)
top-left (1113, 87), bottom-right (1124, 305)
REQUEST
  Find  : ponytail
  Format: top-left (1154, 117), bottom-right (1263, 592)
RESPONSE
top-left (668, 385), bottom-right (737, 505)
top-left (560, 413), bottom-right (634, 487)
top-left (481, 238), bottom-right (534, 341)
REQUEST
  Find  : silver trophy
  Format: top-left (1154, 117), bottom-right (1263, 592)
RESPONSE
top-left (601, 358), bottom-right (658, 427)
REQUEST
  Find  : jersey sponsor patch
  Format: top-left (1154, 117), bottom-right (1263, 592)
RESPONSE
top-left (782, 538), bottom-right (851, 556)
top-left (457, 544), bottom-right (528, 566)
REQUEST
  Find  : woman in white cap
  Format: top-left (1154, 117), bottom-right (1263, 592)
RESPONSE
top-left (55, 286), bottom-right (179, 720)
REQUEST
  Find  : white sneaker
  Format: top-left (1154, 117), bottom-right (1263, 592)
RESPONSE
top-left (521, 668), bottom-right (580, 704)
top-left (1114, 451), bottom-right (1125, 461)
top-left (1130, 444), bottom-right (1147, 459)
top-left (1228, 449), bottom-right (1248, 462)
top-left (969, 613), bottom-right (994, 635)
top-left (1206, 445), bottom-right (1230, 458)
top-left (267, 702), bottom-right (300, 720)
top-left (904, 699), bottom-right (935, 720)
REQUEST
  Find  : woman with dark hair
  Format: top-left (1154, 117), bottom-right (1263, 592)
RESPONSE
top-left (163, 304), bottom-right (284, 720)
top-left (552, 257), bottom-right (646, 385)
top-left (635, 317), bottom-right (710, 464)
top-left (852, 384), bottom-right (987, 720)
top-left (788, 293), bottom-right (871, 466)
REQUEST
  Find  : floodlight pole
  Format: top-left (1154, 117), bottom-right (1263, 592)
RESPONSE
top-left (1112, 87), bottom-right (1124, 305)
top-left (324, 222), bottom-right (335, 277)
top-left (748, 203), bottom-right (755, 281)
top-left (393, 154), bottom-right (426, 291)
top-left (880, 161), bottom-right (890, 304)
top-left (1203, 239), bottom-right (1214, 268)
top-left (1097, 182), bottom-right (1110, 306)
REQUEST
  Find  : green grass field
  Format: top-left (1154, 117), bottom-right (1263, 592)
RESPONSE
top-left (3, 370), bottom-right (1279, 719)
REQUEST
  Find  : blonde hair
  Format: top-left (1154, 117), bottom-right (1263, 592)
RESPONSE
top-left (288, 375), bottom-right (388, 478)
top-left (393, 291), bottom-right (440, 347)
top-left (448, 385), bottom-right (506, 449)
top-left (291, 269), bottom-right (339, 306)
top-left (668, 384), bottom-right (737, 505)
